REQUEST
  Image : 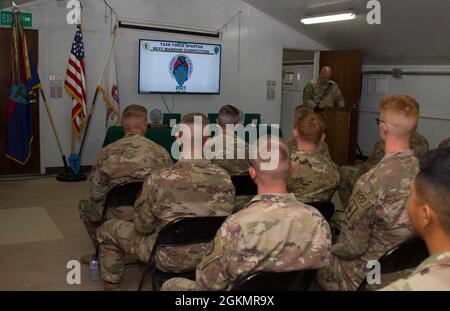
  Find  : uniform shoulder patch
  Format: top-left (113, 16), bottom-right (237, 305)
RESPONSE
top-left (345, 187), bottom-right (374, 222)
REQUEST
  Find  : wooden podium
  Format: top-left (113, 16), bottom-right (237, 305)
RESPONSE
top-left (322, 107), bottom-right (358, 166)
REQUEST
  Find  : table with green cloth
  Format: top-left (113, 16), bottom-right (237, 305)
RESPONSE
top-left (103, 124), bottom-right (283, 159)
top-left (103, 126), bottom-right (176, 158)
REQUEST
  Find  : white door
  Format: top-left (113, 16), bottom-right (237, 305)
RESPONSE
top-left (281, 64), bottom-right (314, 139)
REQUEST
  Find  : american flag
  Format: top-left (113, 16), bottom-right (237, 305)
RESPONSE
top-left (64, 24), bottom-right (87, 138)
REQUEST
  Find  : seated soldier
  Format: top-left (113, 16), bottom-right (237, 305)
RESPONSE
top-left (209, 105), bottom-right (251, 212)
top-left (287, 112), bottom-right (339, 203)
top-left (161, 136), bottom-right (331, 291)
top-left (79, 105), bottom-right (172, 243)
top-left (287, 105), bottom-right (330, 158)
top-left (381, 148), bottom-right (450, 291)
top-left (317, 95), bottom-right (420, 291)
top-left (96, 113), bottom-right (235, 290)
top-left (439, 137), bottom-right (450, 148)
top-left (210, 105), bottom-right (249, 176)
top-left (339, 130), bottom-right (429, 207)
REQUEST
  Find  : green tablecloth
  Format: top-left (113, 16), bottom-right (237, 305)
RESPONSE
top-left (103, 126), bottom-right (176, 158)
top-left (103, 125), bottom-right (283, 158)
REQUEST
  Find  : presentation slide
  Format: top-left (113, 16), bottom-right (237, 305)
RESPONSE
top-left (139, 40), bottom-right (221, 94)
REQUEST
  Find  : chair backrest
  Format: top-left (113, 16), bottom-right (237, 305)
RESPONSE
top-left (156, 216), bottom-right (227, 247)
top-left (357, 235), bottom-right (428, 290)
top-left (163, 113), bottom-right (181, 126)
top-left (149, 216), bottom-right (228, 268)
top-left (102, 180), bottom-right (144, 221)
top-left (244, 113), bottom-right (261, 126)
top-left (208, 113), bottom-right (219, 124)
top-left (378, 235), bottom-right (428, 273)
top-left (231, 270), bottom-right (317, 291)
top-left (232, 175), bottom-right (257, 196)
top-left (258, 125), bottom-right (283, 138)
top-left (308, 201), bottom-right (335, 222)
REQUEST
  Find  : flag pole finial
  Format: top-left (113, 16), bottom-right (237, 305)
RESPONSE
top-left (11, 0), bottom-right (19, 12)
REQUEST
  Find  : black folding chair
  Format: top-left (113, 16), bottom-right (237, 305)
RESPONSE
top-left (232, 175), bottom-right (257, 196)
top-left (357, 235), bottom-right (428, 290)
top-left (101, 180), bottom-right (144, 223)
top-left (137, 216), bottom-right (228, 291)
top-left (231, 270), bottom-right (317, 291)
top-left (308, 201), bottom-right (335, 222)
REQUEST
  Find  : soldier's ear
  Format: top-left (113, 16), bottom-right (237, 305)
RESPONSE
top-left (421, 204), bottom-right (435, 231)
top-left (320, 133), bottom-right (326, 143)
top-left (249, 166), bottom-right (257, 181)
top-left (139, 121), bottom-right (147, 134)
top-left (381, 122), bottom-right (389, 136)
top-left (292, 129), bottom-right (298, 140)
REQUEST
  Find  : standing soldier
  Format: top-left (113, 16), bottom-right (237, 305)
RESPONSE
top-left (318, 95), bottom-right (420, 291)
top-left (303, 66), bottom-right (345, 111)
top-left (79, 105), bottom-right (172, 243)
top-left (96, 113), bottom-right (235, 290)
top-left (161, 137), bottom-right (331, 291)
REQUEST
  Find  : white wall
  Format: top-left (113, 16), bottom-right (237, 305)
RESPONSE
top-left (15, 0), bottom-right (326, 172)
top-left (358, 65), bottom-right (450, 154)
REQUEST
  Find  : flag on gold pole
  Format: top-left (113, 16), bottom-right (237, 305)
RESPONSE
top-left (97, 32), bottom-right (120, 130)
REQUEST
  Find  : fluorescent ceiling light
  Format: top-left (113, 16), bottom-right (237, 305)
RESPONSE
top-left (300, 12), bottom-right (356, 25)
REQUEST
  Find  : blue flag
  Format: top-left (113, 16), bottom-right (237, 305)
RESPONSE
top-left (5, 12), bottom-right (41, 165)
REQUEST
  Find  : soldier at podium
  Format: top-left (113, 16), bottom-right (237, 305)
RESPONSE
top-left (303, 66), bottom-right (346, 111)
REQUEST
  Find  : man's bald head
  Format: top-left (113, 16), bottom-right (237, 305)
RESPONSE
top-left (319, 66), bottom-right (333, 85)
top-left (249, 136), bottom-right (291, 182)
top-left (379, 95), bottom-right (419, 141)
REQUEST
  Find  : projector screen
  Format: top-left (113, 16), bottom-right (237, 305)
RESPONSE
top-left (139, 39), bottom-right (221, 94)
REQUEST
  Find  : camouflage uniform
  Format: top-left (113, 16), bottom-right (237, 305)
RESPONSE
top-left (210, 131), bottom-right (250, 176)
top-left (338, 132), bottom-right (428, 207)
top-left (209, 130), bottom-right (251, 212)
top-left (439, 137), bottom-right (450, 148)
top-left (287, 149), bottom-right (340, 203)
top-left (287, 138), bottom-right (331, 159)
top-left (303, 79), bottom-right (345, 109)
top-left (359, 132), bottom-right (428, 176)
top-left (79, 134), bottom-right (172, 225)
top-left (317, 150), bottom-right (419, 291)
top-left (381, 252), bottom-right (450, 291)
top-left (97, 159), bottom-right (235, 284)
top-left (161, 193), bottom-right (332, 291)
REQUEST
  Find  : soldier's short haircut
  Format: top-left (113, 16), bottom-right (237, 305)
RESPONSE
top-left (379, 95), bottom-right (419, 136)
top-left (295, 112), bottom-right (325, 145)
top-left (181, 112), bottom-right (210, 145)
top-left (293, 105), bottom-right (313, 127)
top-left (122, 104), bottom-right (148, 129)
top-left (217, 105), bottom-right (240, 127)
top-left (415, 148), bottom-right (450, 235)
top-left (249, 136), bottom-right (290, 181)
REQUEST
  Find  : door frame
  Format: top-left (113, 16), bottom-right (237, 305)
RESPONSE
top-left (279, 47), bottom-right (321, 136)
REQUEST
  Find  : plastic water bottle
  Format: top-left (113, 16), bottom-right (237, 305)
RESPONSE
top-left (89, 254), bottom-right (99, 283)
